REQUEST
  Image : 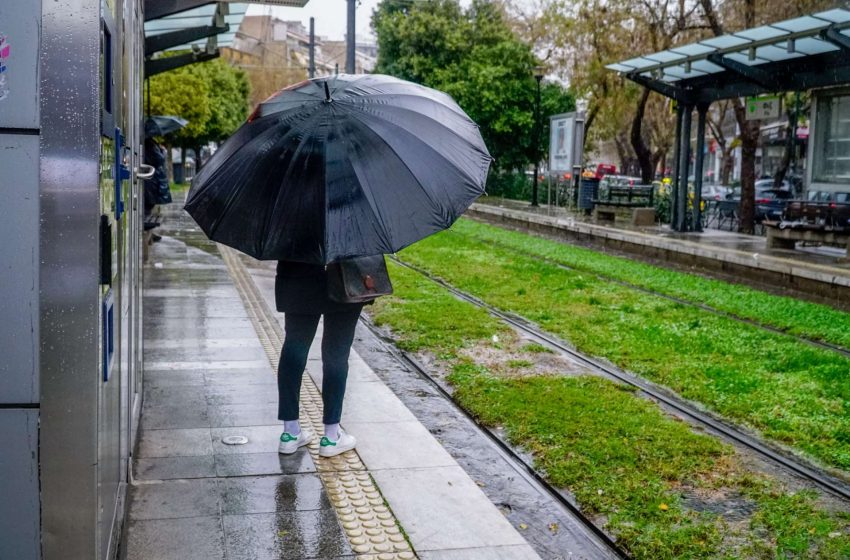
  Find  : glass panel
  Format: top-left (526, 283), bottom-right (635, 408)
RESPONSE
top-left (735, 25), bottom-right (788, 41)
top-left (664, 66), bottom-right (706, 79)
top-left (813, 9), bottom-right (850, 24)
top-left (671, 43), bottom-right (715, 56)
top-left (754, 45), bottom-right (803, 62)
top-left (620, 57), bottom-right (660, 69)
top-left (725, 52), bottom-right (767, 66)
top-left (691, 60), bottom-right (724, 73)
top-left (646, 50), bottom-right (685, 63)
top-left (791, 37), bottom-right (839, 55)
top-left (773, 16), bottom-right (828, 33)
top-left (700, 35), bottom-right (750, 49)
top-left (813, 94), bottom-right (850, 184)
top-left (607, 63), bottom-right (635, 72)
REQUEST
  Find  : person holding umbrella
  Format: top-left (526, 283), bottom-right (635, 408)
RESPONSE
top-left (185, 74), bottom-right (491, 457)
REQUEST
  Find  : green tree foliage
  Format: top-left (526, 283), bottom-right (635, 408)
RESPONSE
top-left (147, 56), bottom-right (250, 148)
top-left (372, 0), bottom-right (574, 174)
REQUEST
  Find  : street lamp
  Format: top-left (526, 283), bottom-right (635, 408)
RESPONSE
top-left (531, 65), bottom-right (545, 207)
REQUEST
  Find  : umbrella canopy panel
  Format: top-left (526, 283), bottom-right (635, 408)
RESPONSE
top-left (185, 74), bottom-right (492, 264)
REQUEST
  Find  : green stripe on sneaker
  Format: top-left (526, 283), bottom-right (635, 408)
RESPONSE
top-left (320, 436), bottom-right (336, 447)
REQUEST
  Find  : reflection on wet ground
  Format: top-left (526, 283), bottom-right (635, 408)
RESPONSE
top-left (122, 200), bottom-right (353, 560)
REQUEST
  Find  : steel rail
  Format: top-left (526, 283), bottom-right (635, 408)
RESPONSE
top-left (389, 256), bottom-right (850, 503)
top-left (358, 315), bottom-right (632, 560)
top-left (456, 231), bottom-right (850, 360)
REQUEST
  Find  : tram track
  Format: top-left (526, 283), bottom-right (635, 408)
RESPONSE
top-left (388, 255), bottom-right (850, 504)
top-left (456, 231), bottom-right (850, 360)
top-left (358, 314), bottom-right (631, 560)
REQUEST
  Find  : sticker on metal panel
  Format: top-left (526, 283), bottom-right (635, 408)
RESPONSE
top-left (0, 34), bottom-right (9, 101)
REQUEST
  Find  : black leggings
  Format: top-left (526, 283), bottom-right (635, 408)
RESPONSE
top-left (277, 310), bottom-right (361, 425)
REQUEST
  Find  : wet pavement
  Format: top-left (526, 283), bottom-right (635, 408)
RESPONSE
top-left (481, 197), bottom-right (850, 270)
top-left (125, 208), bottom-right (352, 560)
top-left (123, 193), bottom-right (618, 560)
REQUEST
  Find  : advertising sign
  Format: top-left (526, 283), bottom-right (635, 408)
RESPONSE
top-left (746, 95), bottom-right (781, 120)
top-left (549, 112), bottom-right (584, 173)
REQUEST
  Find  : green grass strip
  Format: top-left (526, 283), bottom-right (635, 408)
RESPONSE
top-left (370, 262), bottom-right (850, 559)
top-left (397, 229), bottom-right (850, 471)
top-left (453, 218), bottom-right (850, 350)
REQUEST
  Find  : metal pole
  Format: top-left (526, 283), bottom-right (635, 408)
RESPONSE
top-left (346, 0), bottom-right (355, 73)
top-left (693, 104), bottom-right (709, 232)
top-left (308, 17), bottom-right (315, 78)
top-left (532, 75), bottom-right (542, 207)
top-left (676, 105), bottom-right (693, 232)
top-left (671, 104), bottom-right (684, 228)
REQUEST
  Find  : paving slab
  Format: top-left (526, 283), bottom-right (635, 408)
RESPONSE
top-left (123, 516), bottom-right (226, 560)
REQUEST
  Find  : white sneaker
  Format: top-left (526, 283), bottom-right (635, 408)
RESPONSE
top-left (278, 428), bottom-right (315, 455)
top-left (319, 428), bottom-right (356, 457)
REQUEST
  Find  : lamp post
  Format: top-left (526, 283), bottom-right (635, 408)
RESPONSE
top-left (532, 65), bottom-right (545, 207)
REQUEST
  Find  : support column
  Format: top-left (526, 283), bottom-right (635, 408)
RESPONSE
top-left (693, 103), bottom-right (709, 232)
top-left (675, 105), bottom-right (693, 232)
top-left (309, 17), bottom-right (316, 78)
top-left (346, 0), bottom-right (355, 73)
top-left (671, 105), bottom-right (684, 229)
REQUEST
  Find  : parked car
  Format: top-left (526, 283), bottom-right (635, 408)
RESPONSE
top-left (700, 184), bottom-right (733, 201)
top-left (725, 186), bottom-right (794, 222)
top-left (807, 190), bottom-right (850, 204)
top-left (755, 178), bottom-right (791, 191)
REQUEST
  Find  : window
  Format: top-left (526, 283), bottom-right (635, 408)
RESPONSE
top-left (813, 94), bottom-right (850, 184)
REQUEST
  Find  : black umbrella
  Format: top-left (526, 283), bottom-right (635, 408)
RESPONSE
top-left (145, 115), bottom-right (188, 137)
top-left (184, 74), bottom-right (492, 264)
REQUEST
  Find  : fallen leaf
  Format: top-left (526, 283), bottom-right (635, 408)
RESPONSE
top-left (659, 503), bottom-right (669, 511)
top-left (548, 522), bottom-right (559, 533)
top-left (518, 523), bottom-right (528, 530)
top-left (829, 532), bottom-right (842, 538)
top-left (808, 527), bottom-right (816, 534)
top-left (475, 480), bottom-right (486, 487)
top-left (277, 530), bottom-right (289, 537)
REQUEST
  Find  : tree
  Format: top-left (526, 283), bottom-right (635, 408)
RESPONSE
top-left (147, 56), bottom-right (250, 172)
top-left (372, 0), bottom-right (574, 176)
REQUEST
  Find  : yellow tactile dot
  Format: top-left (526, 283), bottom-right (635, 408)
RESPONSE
top-left (350, 536), bottom-right (367, 546)
top-left (384, 527), bottom-right (400, 535)
top-left (355, 506), bottom-right (371, 514)
top-left (378, 553), bottom-right (395, 560)
top-left (345, 528), bottom-right (363, 538)
top-left (353, 544), bottom-right (371, 553)
top-left (339, 514), bottom-right (356, 523)
top-left (374, 543), bottom-right (391, 552)
top-left (398, 551), bottom-right (415, 559)
top-left (362, 520), bottom-right (378, 529)
top-left (373, 506), bottom-right (388, 513)
top-left (356, 556), bottom-right (376, 560)
top-left (381, 519), bottom-right (396, 528)
top-left (342, 521), bottom-right (360, 530)
top-left (394, 542), bottom-right (411, 552)
top-left (365, 528), bottom-right (383, 536)
top-left (365, 492), bottom-right (381, 499)
top-left (369, 498), bottom-right (385, 506)
top-left (388, 534), bottom-right (405, 543)
top-left (376, 512), bottom-right (393, 520)
top-left (351, 499), bottom-right (368, 507)
top-left (369, 535), bottom-right (386, 544)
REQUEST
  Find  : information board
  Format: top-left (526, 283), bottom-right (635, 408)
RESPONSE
top-left (549, 112), bottom-right (584, 173)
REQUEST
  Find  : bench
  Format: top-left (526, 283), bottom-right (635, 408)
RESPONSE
top-left (764, 221), bottom-right (850, 259)
top-left (593, 185), bottom-right (656, 225)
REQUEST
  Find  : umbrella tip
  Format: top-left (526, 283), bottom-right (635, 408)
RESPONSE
top-left (323, 81), bottom-right (332, 102)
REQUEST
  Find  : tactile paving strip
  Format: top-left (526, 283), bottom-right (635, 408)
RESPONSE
top-left (220, 245), bottom-right (417, 560)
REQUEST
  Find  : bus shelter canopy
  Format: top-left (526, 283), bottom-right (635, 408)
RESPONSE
top-left (607, 8), bottom-right (850, 104)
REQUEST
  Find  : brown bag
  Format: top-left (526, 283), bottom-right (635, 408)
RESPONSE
top-left (327, 255), bottom-right (393, 303)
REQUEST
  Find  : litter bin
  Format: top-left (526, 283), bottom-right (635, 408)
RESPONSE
top-left (172, 161), bottom-right (184, 184)
top-left (578, 177), bottom-right (600, 214)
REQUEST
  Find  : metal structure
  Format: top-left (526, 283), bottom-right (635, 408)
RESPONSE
top-left (0, 1), bottom-right (306, 558)
top-left (608, 8), bottom-right (850, 231)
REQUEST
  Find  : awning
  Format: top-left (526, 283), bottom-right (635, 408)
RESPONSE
top-left (144, 1), bottom-right (309, 77)
top-left (607, 8), bottom-right (850, 104)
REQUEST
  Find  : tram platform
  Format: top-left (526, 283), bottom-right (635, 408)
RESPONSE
top-left (470, 199), bottom-right (850, 306)
top-left (121, 196), bottom-right (614, 560)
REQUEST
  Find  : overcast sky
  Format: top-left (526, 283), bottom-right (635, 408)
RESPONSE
top-left (246, 0), bottom-right (478, 42)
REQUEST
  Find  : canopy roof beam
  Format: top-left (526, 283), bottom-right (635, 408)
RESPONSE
top-left (145, 0), bottom-right (214, 21)
top-left (145, 50), bottom-right (220, 77)
top-left (145, 24), bottom-right (229, 56)
top-left (627, 72), bottom-right (692, 104)
top-left (706, 53), bottom-right (785, 92)
top-left (821, 24), bottom-right (850, 52)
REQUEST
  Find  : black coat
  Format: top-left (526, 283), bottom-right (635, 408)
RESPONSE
top-left (275, 261), bottom-right (364, 315)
